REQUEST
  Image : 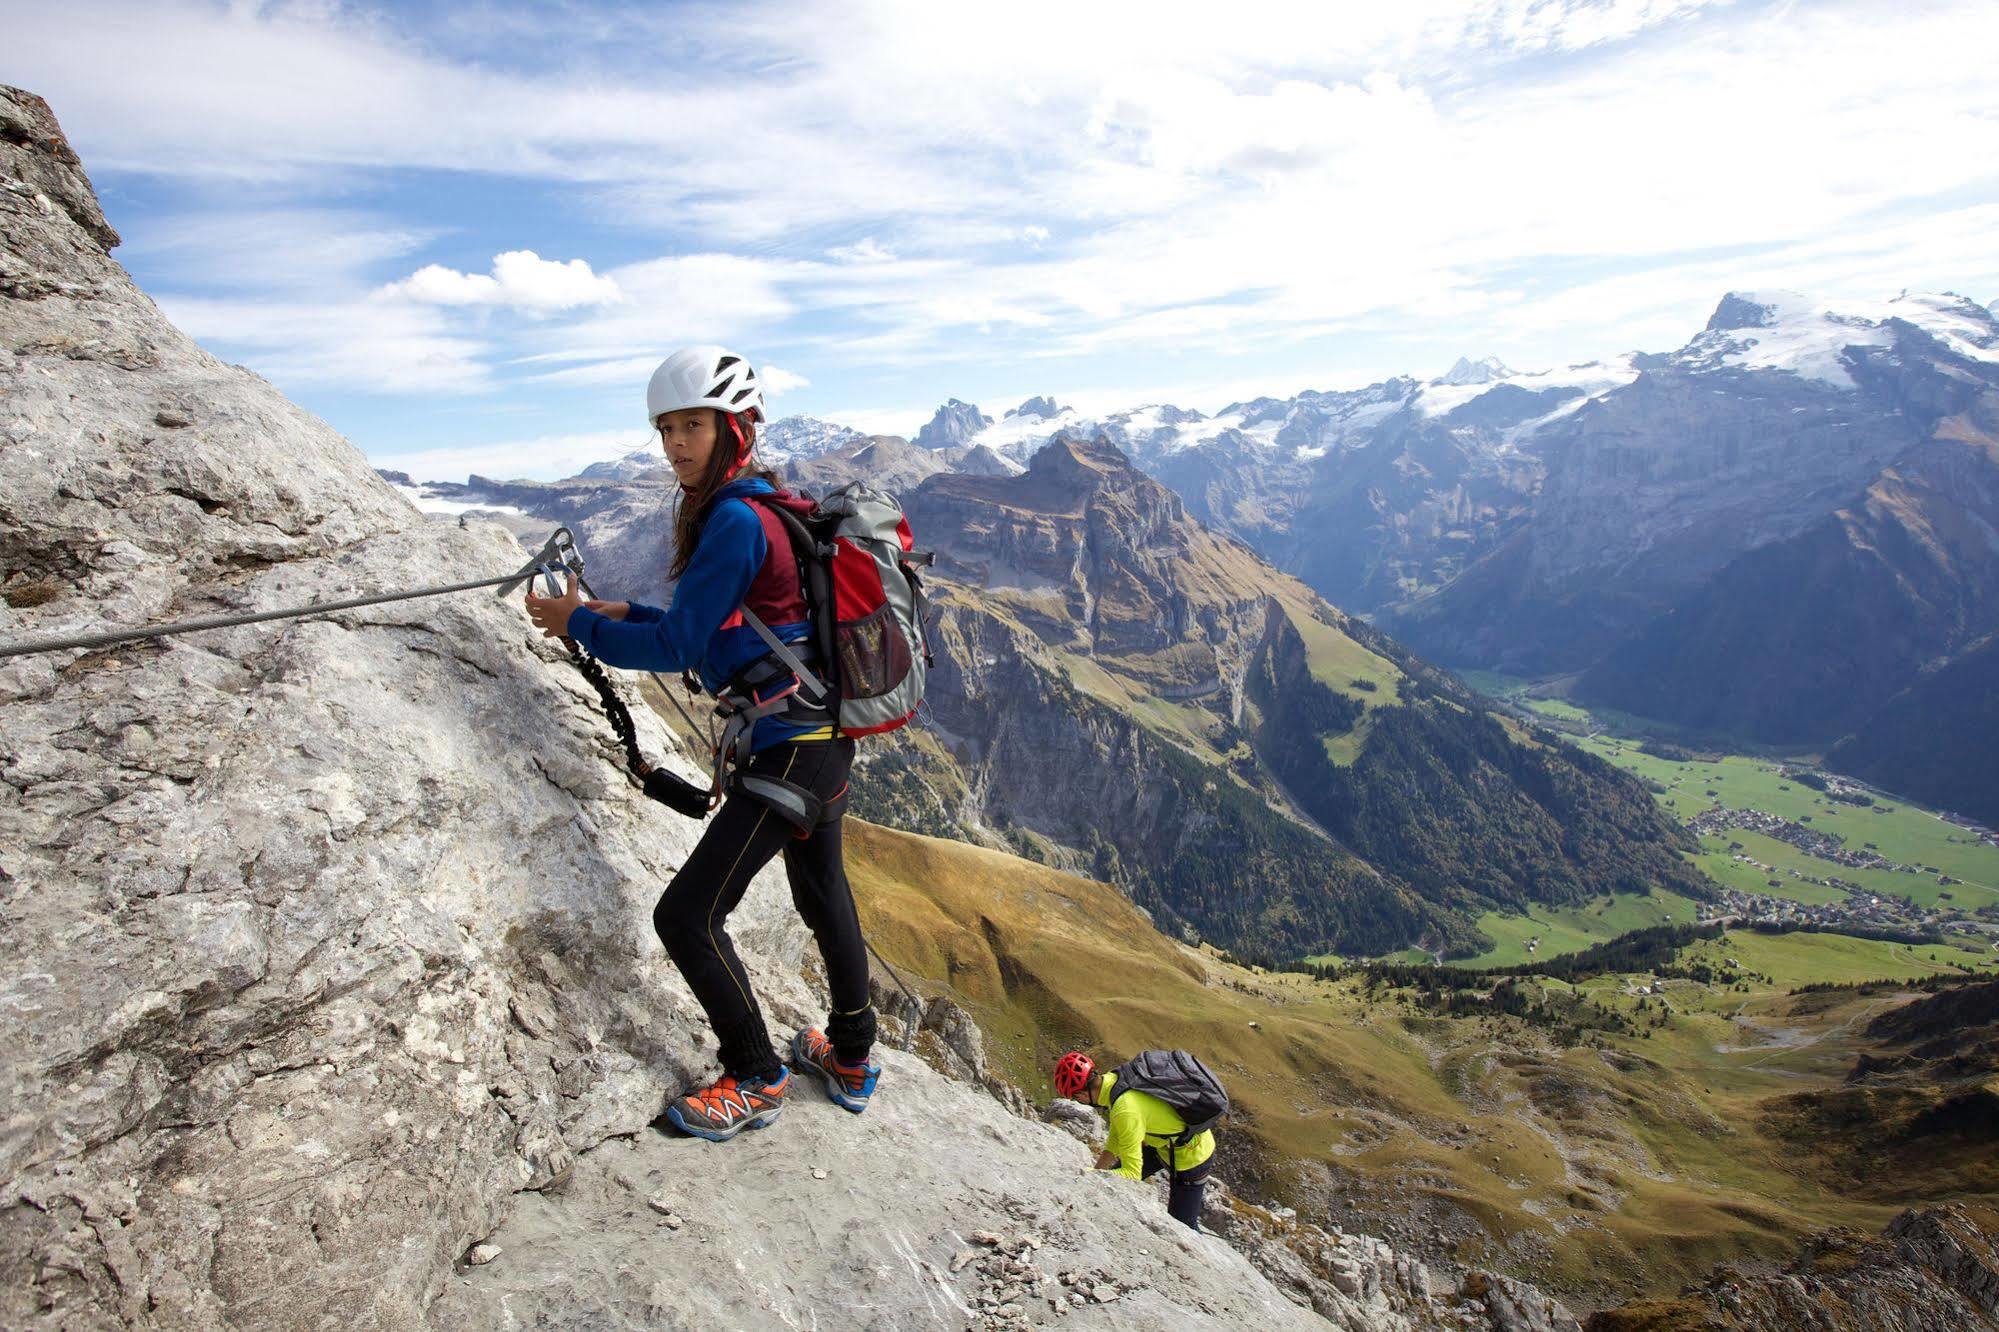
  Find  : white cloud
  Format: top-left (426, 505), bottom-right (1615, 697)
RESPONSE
top-left (829, 237), bottom-right (897, 263)
top-left (17, 0), bottom-right (1998, 414)
top-left (123, 208), bottom-right (435, 291)
top-left (825, 406), bottom-right (932, 438)
top-left (762, 364), bottom-right (810, 395)
top-left (526, 354), bottom-right (662, 388)
top-left (390, 250), bottom-right (624, 311)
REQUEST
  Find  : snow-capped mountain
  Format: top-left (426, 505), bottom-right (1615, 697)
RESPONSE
top-left (1372, 289), bottom-right (1999, 826)
top-left (1683, 290), bottom-right (1999, 387)
top-left (1436, 355), bottom-right (1514, 386)
top-left (577, 414), bottom-right (866, 480)
top-left (576, 451), bottom-right (667, 482)
top-left (758, 414), bottom-right (869, 463)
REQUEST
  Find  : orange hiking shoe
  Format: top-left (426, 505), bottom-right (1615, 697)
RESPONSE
top-left (663, 1068), bottom-right (790, 1141)
top-left (791, 1028), bottom-right (880, 1113)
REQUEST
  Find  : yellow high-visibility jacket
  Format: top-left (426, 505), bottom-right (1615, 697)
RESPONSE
top-left (1097, 1071), bottom-right (1216, 1179)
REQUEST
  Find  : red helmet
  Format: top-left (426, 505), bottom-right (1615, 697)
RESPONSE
top-left (1053, 1051), bottom-right (1095, 1099)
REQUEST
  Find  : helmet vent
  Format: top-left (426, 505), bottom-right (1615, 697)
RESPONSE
top-left (714, 354), bottom-right (743, 374)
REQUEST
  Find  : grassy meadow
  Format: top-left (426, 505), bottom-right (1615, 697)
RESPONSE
top-left (1458, 673), bottom-right (1999, 913)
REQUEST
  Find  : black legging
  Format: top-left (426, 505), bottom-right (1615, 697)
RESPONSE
top-left (653, 738), bottom-right (875, 1081)
top-left (1142, 1146), bottom-right (1214, 1232)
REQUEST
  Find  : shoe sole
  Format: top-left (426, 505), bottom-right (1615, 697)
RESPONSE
top-left (663, 1102), bottom-right (784, 1142)
top-left (791, 1032), bottom-right (874, 1114)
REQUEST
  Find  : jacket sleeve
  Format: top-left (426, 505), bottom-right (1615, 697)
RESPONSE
top-left (1104, 1097), bottom-right (1144, 1179)
top-left (565, 500), bottom-right (766, 673)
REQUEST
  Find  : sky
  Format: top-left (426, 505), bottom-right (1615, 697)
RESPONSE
top-left (8, 0), bottom-right (1999, 480)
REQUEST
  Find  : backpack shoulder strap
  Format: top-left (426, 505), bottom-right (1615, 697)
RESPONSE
top-left (741, 490), bottom-right (841, 698)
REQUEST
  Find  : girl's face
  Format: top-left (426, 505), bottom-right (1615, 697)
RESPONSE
top-left (657, 408), bottom-right (720, 485)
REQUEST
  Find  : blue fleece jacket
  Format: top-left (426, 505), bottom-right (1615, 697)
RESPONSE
top-left (564, 477), bottom-right (824, 750)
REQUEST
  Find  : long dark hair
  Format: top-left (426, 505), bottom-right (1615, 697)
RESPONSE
top-left (669, 410), bottom-right (776, 579)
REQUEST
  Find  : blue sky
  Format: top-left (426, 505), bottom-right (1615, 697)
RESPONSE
top-left (9, 0), bottom-right (1999, 479)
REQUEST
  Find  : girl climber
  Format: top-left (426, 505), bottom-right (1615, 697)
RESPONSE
top-left (524, 345), bottom-right (880, 1141)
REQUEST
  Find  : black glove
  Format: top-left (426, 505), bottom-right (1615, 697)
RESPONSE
top-left (642, 768), bottom-right (712, 819)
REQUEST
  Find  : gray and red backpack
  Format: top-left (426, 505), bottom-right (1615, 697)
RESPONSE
top-left (735, 482), bottom-right (934, 740)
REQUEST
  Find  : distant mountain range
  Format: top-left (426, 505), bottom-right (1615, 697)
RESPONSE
top-left (390, 286), bottom-right (1999, 831)
top-left (400, 431), bottom-right (1707, 958)
top-left (768, 290), bottom-right (1999, 820)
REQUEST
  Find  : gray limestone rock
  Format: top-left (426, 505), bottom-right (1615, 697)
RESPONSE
top-left (915, 398), bottom-right (993, 451)
top-left (1041, 1099), bottom-right (1100, 1147)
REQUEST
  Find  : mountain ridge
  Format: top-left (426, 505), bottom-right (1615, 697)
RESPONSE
top-left (883, 433), bottom-right (1708, 957)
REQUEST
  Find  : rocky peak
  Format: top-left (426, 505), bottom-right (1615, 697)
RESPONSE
top-left (0, 85), bottom-right (119, 253)
top-left (755, 413), bottom-right (866, 463)
top-left (1221, 394), bottom-right (1294, 426)
top-left (1025, 430), bottom-right (1133, 481)
top-left (1437, 355), bottom-right (1514, 386)
top-left (1005, 394), bottom-right (1063, 419)
top-left (578, 447), bottom-right (667, 480)
top-left (1704, 290), bottom-right (1789, 331)
top-left (947, 441), bottom-right (1022, 476)
top-left (783, 430), bottom-right (951, 495)
top-left (914, 397), bottom-right (992, 450)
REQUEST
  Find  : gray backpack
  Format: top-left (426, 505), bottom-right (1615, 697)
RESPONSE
top-left (1111, 1050), bottom-right (1230, 1148)
top-left (743, 484), bottom-right (933, 737)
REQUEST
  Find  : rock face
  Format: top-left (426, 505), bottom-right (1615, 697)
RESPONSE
top-left (1583, 1205), bottom-right (1999, 1332)
top-left (915, 397), bottom-right (994, 450)
top-left (0, 85), bottom-right (1358, 1331)
top-left (1578, 405), bottom-right (1999, 745)
top-left (0, 87), bottom-right (118, 255)
top-left (1209, 1190), bottom-right (1582, 1332)
top-left (429, 1052), bottom-right (1327, 1332)
top-left (1828, 629), bottom-right (1999, 828)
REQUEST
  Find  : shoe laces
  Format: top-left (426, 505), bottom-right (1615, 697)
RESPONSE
top-left (692, 1076), bottom-right (745, 1114)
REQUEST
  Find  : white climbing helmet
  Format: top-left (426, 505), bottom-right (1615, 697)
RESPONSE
top-left (645, 345), bottom-right (766, 426)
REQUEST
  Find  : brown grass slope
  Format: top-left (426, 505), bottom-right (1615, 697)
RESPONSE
top-left (843, 820), bottom-right (1993, 1309)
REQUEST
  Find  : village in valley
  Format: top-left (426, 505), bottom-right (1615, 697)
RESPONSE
top-left (1471, 678), bottom-right (1999, 963)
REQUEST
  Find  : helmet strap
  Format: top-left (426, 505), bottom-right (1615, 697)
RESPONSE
top-left (725, 412), bottom-right (751, 471)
